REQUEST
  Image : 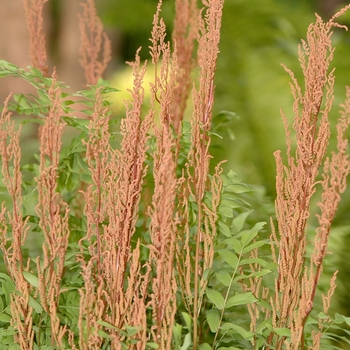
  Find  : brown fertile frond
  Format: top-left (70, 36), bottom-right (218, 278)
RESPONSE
top-left (113, 52), bottom-right (152, 342)
top-left (189, 0), bottom-right (225, 196)
top-left (0, 95), bottom-right (33, 349)
top-left (189, 0), bottom-right (224, 206)
top-left (240, 246), bottom-right (269, 346)
top-left (23, 0), bottom-right (49, 76)
top-left (322, 271), bottom-right (338, 315)
top-left (106, 52), bottom-right (152, 302)
top-left (199, 161), bottom-right (224, 293)
top-left (269, 7), bottom-right (350, 350)
top-left (149, 0), bottom-right (167, 67)
top-left (304, 85), bottom-right (350, 318)
top-left (79, 0), bottom-right (112, 85)
top-left (35, 77), bottom-right (70, 347)
top-left (0, 95), bottom-right (29, 277)
top-left (148, 0), bottom-right (172, 121)
top-left (77, 87), bottom-right (112, 347)
top-left (171, 0), bottom-right (198, 131)
top-left (115, 241), bottom-right (149, 348)
top-left (176, 174), bottom-right (193, 311)
top-left (10, 291), bottom-right (35, 350)
top-left (154, 32), bottom-right (174, 127)
top-left (194, 0), bottom-right (224, 129)
top-left (78, 259), bottom-right (106, 350)
top-left (104, 49), bottom-right (153, 331)
top-left (36, 77), bottom-right (68, 263)
top-left (148, 123), bottom-right (178, 347)
top-left (149, 0), bottom-right (198, 133)
top-left (82, 86), bottom-right (111, 273)
top-left (77, 48), bottom-right (152, 348)
top-left (178, 0), bottom-right (224, 347)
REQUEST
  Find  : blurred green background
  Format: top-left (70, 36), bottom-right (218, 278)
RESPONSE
top-left (1, 0), bottom-right (350, 338)
top-left (93, 0), bottom-right (350, 194)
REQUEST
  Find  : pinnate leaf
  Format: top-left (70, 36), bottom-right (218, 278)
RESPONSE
top-left (206, 288), bottom-right (225, 310)
top-left (207, 309), bottom-right (220, 332)
top-left (220, 323), bottom-right (254, 339)
top-left (240, 222), bottom-right (266, 247)
top-left (225, 292), bottom-right (258, 308)
top-left (231, 211), bottom-right (251, 234)
top-left (218, 249), bottom-right (239, 268)
top-left (216, 270), bottom-right (232, 286)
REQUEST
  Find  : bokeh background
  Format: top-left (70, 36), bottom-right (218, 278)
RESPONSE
top-left (1, 0), bottom-right (350, 335)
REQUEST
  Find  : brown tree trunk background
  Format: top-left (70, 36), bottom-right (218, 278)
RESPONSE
top-left (57, 0), bottom-right (85, 90)
top-left (0, 0), bottom-right (85, 103)
top-left (0, 0), bottom-right (32, 102)
top-left (317, 0), bottom-right (348, 17)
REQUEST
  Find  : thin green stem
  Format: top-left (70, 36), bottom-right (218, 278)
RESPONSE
top-left (193, 202), bottom-right (203, 350)
top-left (212, 251), bottom-right (242, 350)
